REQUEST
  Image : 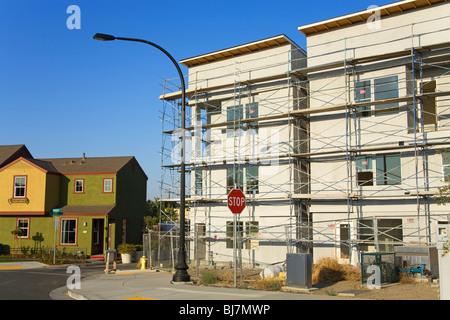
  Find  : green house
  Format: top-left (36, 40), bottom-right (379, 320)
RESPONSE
top-left (0, 145), bottom-right (148, 258)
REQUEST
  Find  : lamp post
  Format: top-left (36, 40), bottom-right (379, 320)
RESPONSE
top-left (93, 33), bottom-right (190, 282)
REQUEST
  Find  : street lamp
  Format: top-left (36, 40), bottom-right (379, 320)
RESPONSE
top-left (93, 33), bottom-right (190, 283)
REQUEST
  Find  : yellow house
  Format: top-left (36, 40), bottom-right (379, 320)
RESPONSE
top-left (0, 157), bottom-right (60, 215)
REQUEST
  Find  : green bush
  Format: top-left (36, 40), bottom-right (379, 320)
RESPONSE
top-left (117, 243), bottom-right (137, 254)
top-left (200, 270), bottom-right (218, 285)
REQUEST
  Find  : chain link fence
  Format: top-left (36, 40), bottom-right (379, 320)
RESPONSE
top-left (143, 213), bottom-right (448, 270)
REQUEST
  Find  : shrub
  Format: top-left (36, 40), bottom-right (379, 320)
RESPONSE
top-left (200, 269), bottom-right (218, 285)
top-left (117, 243), bottom-right (137, 254)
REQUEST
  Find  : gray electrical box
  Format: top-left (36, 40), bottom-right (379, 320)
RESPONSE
top-left (286, 253), bottom-right (312, 288)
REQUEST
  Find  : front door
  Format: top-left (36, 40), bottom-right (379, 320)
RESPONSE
top-left (91, 219), bottom-right (104, 255)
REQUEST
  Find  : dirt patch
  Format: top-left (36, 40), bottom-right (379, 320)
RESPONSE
top-left (188, 265), bottom-right (440, 300)
top-left (312, 280), bottom-right (439, 300)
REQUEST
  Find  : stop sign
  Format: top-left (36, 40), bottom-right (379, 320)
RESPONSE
top-left (228, 189), bottom-right (246, 214)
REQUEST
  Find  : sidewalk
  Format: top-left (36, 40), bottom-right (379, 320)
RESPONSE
top-left (0, 261), bottom-right (357, 301)
top-left (0, 261), bottom-right (51, 269)
top-left (51, 263), bottom-right (353, 301)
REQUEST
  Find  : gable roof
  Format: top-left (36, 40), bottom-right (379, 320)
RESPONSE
top-left (0, 145), bottom-right (32, 167)
top-left (0, 157), bottom-right (58, 174)
top-left (298, 0), bottom-right (448, 36)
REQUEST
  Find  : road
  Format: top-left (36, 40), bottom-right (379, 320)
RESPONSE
top-left (0, 262), bottom-right (105, 300)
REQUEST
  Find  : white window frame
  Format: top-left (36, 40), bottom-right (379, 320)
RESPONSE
top-left (14, 176), bottom-right (27, 198)
top-left (103, 178), bottom-right (113, 193)
top-left (16, 218), bottom-right (30, 238)
top-left (60, 218), bottom-right (77, 245)
top-left (74, 179), bottom-right (84, 193)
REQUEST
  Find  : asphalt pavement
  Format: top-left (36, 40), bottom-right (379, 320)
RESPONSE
top-left (1, 261), bottom-right (354, 302)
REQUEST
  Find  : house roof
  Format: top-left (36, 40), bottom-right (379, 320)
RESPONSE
top-left (58, 205), bottom-right (116, 215)
top-left (298, 0), bottom-right (448, 36)
top-left (37, 156), bottom-right (148, 179)
top-left (179, 34), bottom-right (303, 67)
top-left (0, 145), bottom-right (32, 167)
top-left (25, 158), bottom-right (59, 173)
top-left (0, 157), bottom-right (58, 174)
top-left (37, 156), bottom-right (134, 173)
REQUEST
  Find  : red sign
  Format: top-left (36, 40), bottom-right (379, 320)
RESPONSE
top-left (228, 189), bottom-right (246, 214)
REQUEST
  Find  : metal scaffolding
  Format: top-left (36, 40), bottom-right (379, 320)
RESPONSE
top-left (155, 16), bottom-right (450, 267)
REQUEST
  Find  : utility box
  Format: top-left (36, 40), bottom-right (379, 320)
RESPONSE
top-left (286, 253), bottom-right (312, 288)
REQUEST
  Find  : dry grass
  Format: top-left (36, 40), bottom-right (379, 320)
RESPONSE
top-left (312, 257), bottom-right (361, 284)
top-left (398, 272), bottom-right (416, 284)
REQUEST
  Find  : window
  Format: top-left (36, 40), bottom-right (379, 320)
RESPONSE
top-left (14, 176), bottom-right (26, 198)
top-left (245, 102), bottom-right (259, 133)
top-left (195, 169), bottom-right (202, 196)
top-left (356, 155), bottom-right (373, 186)
top-left (339, 224), bottom-right (350, 259)
top-left (354, 75), bottom-right (399, 117)
top-left (226, 220), bottom-right (244, 249)
top-left (227, 103), bottom-right (259, 136)
top-left (422, 80), bottom-right (437, 132)
top-left (103, 178), bottom-right (113, 193)
top-left (358, 219), bottom-right (403, 252)
top-left (227, 166), bottom-right (258, 194)
top-left (226, 221), bottom-right (259, 249)
top-left (227, 167), bottom-right (243, 194)
top-left (61, 219), bottom-right (77, 245)
top-left (355, 80), bottom-right (371, 117)
top-left (442, 150), bottom-right (450, 182)
top-left (374, 76), bottom-right (399, 115)
top-left (376, 153), bottom-right (401, 185)
top-left (16, 218), bottom-right (29, 238)
top-left (245, 221), bottom-right (259, 249)
top-left (74, 179), bottom-right (84, 193)
top-left (246, 165), bottom-right (259, 194)
top-left (356, 154), bottom-right (401, 186)
top-left (227, 105), bottom-right (243, 137)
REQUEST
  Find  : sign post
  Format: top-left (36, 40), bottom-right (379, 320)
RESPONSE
top-left (227, 189), bottom-right (246, 287)
top-left (51, 209), bottom-right (63, 264)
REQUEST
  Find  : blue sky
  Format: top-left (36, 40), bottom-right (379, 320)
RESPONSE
top-left (0, 0), bottom-right (393, 199)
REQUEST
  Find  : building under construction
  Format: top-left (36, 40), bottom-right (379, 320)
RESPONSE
top-left (157, 0), bottom-right (450, 268)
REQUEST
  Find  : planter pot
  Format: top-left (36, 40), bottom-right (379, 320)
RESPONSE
top-left (121, 253), bottom-right (133, 264)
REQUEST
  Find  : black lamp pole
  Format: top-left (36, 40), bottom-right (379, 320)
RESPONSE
top-left (93, 33), bottom-right (190, 282)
